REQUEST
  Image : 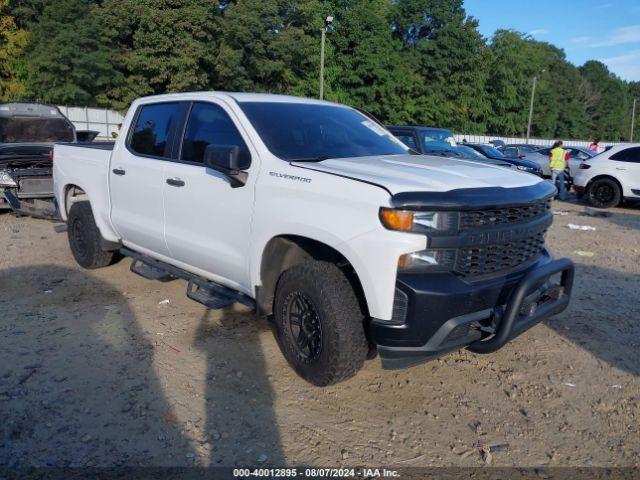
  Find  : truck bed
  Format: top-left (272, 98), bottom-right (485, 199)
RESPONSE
top-left (53, 142), bottom-right (114, 238)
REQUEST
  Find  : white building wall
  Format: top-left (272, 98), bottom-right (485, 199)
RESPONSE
top-left (57, 105), bottom-right (125, 140)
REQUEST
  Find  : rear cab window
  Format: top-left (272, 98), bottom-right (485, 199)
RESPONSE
top-left (129, 102), bottom-right (179, 158)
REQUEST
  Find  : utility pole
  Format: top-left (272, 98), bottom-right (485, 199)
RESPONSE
top-left (631, 98), bottom-right (637, 142)
top-left (526, 75), bottom-right (538, 144)
top-left (319, 16), bottom-right (334, 100)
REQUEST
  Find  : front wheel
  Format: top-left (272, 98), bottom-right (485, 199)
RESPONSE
top-left (586, 178), bottom-right (621, 208)
top-left (273, 261), bottom-right (368, 386)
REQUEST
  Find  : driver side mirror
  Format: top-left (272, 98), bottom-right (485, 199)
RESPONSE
top-left (204, 144), bottom-right (251, 188)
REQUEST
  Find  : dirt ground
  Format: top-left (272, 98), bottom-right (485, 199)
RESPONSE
top-left (1, 197), bottom-right (639, 469)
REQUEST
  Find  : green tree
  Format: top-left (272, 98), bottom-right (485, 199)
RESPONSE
top-left (19, 0), bottom-right (117, 105)
top-left (215, 0), bottom-right (320, 96)
top-left (97, 0), bottom-right (222, 110)
top-left (0, 0), bottom-right (28, 100)
top-left (392, 0), bottom-right (491, 132)
top-left (319, 0), bottom-right (419, 123)
top-left (580, 61), bottom-right (629, 141)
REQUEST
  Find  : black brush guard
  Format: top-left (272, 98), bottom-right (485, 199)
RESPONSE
top-left (467, 257), bottom-right (574, 353)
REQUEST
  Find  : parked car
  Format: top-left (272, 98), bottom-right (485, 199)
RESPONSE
top-left (53, 92), bottom-right (574, 386)
top-left (387, 126), bottom-right (513, 168)
top-left (499, 144), bottom-right (551, 174)
top-left (536, 145), bottom-right (595, 178)
top-left (466, 143), bottom-right (543, 176)
top-left (573, 143), bottom-right (640, 208)
top-left (0, 102), bottom-right (76, 217)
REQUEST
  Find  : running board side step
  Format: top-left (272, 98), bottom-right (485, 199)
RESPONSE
top-left (130, 258), bottom-right (175, 281)
top-left (121, 248), bottom-right (254, 310)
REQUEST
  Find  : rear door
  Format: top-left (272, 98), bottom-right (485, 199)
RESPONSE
top-left (161, 100), bottom-right (257, 292)
top-left (609, 147), bottom-right (640, 195)
top-left (109, 102), bottom-right (184, 256)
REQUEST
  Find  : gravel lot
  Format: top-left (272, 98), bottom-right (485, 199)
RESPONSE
top-left (1, 198), bottom-right (639, 468)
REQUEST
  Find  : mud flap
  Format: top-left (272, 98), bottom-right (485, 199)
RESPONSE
top-left (3, 189), bottom-right (60, 220)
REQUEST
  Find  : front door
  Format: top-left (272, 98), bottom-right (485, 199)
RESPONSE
top-left (162, 100), bottom-right (257, 292)
top-left (110, 102), bottom-right (183, 256)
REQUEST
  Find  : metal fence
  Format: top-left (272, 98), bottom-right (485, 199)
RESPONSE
top-left (453, 133), bottom-right (620, 149)
top-left (57, 106), bottom-right (125, 140)
top-left (57, 105), bottom-right (622, 147)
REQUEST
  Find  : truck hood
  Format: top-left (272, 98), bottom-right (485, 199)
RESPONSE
top-left (292, 154), bottom-right (543, 195)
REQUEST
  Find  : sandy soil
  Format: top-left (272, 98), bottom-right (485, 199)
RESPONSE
top-left (0, 198), bottom-right (639, 468)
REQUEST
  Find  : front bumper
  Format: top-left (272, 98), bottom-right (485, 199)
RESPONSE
top-left (2, 188), bottom-right (58, 219)
top-left (372, 253), bottom-right (574, 369)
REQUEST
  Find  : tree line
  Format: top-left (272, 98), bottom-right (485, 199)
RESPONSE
top-left (1, 0), bottom-right (639, 141)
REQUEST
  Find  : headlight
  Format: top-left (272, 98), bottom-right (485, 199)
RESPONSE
top-left (516, 165), bottom-right (528, 171)
top-left (0, 170), bottom-right (17, 187)
top-left (379, 208), bottom-right (459, 233)
top-left (398, 249), bottom-right (457, 272)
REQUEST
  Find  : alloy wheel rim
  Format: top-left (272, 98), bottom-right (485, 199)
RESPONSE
top-left (593, 184), bottom-right (614, 204)
top-left (285, 292), bottom-right (322, 362)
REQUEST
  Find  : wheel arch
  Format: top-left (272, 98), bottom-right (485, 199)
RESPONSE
top-left (62, 184), bottom-right (89, 217)
top-left (585, 174), bottom-right (623, 192)
top-left (60, 183), bottom-right (120, 244)
top-left (257, 235), bottom-right (368, 318)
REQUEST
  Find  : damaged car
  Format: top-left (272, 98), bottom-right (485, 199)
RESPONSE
top-left (0, 102), bottom-right (76, 218)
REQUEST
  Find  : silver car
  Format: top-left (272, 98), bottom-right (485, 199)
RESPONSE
top-left (499, 144), bottom-right (595, 177)
top-left (499, 144), bottom-right (552, 175)
top-left (535, 146), bottom-right (596, 178)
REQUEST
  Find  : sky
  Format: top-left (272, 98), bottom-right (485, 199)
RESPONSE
top-left (464, 0), bottom-right (640, 81)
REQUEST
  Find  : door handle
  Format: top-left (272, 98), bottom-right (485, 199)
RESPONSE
top-left (616, 168), bottom-right (626, 170)
top-left (166, 177), bottom-right (185, 187)
top-left (112, 168), bottom-right (126, 176)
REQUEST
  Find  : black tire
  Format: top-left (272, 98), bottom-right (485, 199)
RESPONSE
top-left (586, 178), bottom-right (621, 209)
top-left (67, 201), bottom-right (115, 269)
top-left (273, 261), bottom-right (368, 386)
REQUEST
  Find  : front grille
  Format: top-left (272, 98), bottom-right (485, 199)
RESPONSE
top-left (455, 231), bottom-right (546, 278)
top-left (460, 199), bottom-right (551, 228)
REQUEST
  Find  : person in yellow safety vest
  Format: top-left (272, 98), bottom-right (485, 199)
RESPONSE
top-left (549, 140), bottom-right (567, 201)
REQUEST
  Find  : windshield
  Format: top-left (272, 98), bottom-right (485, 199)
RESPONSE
top-left (477, 145), bottom-right (505, 158)
top-left (455, 145), bottom-right (485, 160)
top-left (238, 102), bottom-right (407, 161)
top-left (421, 128), bottom-right (456, 151)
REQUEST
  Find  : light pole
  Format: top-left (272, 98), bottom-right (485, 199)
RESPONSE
top-left (631, 98), bottom-right (637, 142)
top-left (525, 70), bottom-right (545, 143)
top-left (526, 74), bottom-right (539, 144)
top-left (319, 15), bottom-right (334, 100)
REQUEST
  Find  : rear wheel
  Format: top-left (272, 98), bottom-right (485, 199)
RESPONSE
top-left (273, 261), bottom-right (368, 386)
top-left (67, 201), bottom-right (115, 269)
top-left (586, 178), bottom-right (621, 208)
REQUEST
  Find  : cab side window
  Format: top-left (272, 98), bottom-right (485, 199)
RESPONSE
top-left (180, 102), bottom-right (250, 164)
top-left (129, 103), bottom-right (179, 158)
top-left (610, 147), bottom-right (640, 163)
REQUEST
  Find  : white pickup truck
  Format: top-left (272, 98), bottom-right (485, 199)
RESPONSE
top-left (53, 92), bottom-right (574, 386)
